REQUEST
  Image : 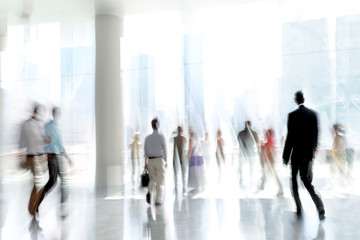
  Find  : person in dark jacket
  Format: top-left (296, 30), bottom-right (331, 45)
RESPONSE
top-left (238, 121), bottom-right (259, 186)
top-left (283, 91), bottom-right (325, 220)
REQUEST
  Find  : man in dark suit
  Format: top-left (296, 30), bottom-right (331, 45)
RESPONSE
top-left (283, 91), bottom-right (325, 220)
top-left (238, 121), bottom-right (259, 186)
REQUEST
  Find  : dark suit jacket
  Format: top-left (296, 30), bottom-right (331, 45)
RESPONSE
top-left (282, 105), bottom-right (318, 164)
top-left (238, 128), bottom-right (259, 156)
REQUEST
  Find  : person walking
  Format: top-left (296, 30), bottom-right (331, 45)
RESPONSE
top-left (144, 118), bottom-right (167, 205)
top-left (173, 126), bottom-right (187, 194)
top-left (43, 107), bottom-right (73, 218)
top-left (19, 104), bottom-right (50, 216)
top-left (129, 132), bottom-right (141, 187)
top-left (259, 129), bottom-right (283, 196)
top-left (201, 131), bottom-right (212, 167)
top-left (237, 121), bottom-right (259, 186)
top-left (187, 127), bottom-right (206, 193)
top-left (215, 129), bottom-right (226, 181)
top-left (283, 91), bottom-right (325, 220)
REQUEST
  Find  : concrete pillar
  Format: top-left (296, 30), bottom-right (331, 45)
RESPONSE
top-left (95, 14), bottom-right (124, 195)
top-left (0, 13), bottom-right (7, 51)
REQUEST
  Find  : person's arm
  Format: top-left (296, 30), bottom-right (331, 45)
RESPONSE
top-left (52, 124), bottom-right (73, 166)
top-left (187, 138), bottom-right (193, 161)
top-left (144, 138), bottom-right (148, 169)
top-left (161, 135), bottom-right (167, 168)
top-left (136, 142), bottom-right (141, 159)
top-left (60, 153), bottom-right (72, 167)
top-left (283, 114), bottom-right (293, 165)
top-left (19, 122), bottom-right (27, 153)
top-left (144, 157), bottom-right (148, 169)
top-left (57, 140), bottom-right (74, 166)
top-left (43, 123), bottom-right (52, 145)
top-left (313, 112), bottom-right (319, 155)
top-left (219, 139), bottom-right (225, 161)
top-left (183, 137), bottom-right (187, 153)
top-left (253, 132), bottom-right (260, 152)
top-left (58, 143), bottom-right (74, 166)
top-left (173, 137), bottom-right (177, 159)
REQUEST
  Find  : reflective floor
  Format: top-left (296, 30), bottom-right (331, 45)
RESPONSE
top-left (1, 160), bottom-right (360, 240)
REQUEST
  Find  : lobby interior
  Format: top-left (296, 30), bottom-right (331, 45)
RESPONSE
top-left (1, 0), bottom-right (360, 239)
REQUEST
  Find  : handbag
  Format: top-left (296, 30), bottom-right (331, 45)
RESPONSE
top-left (141, 169), bottom-right (150, 187)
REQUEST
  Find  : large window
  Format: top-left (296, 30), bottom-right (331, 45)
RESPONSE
top-left (121, 4), bottom-right (360, 155)
top-left (0, 21), bottom-right (95, 155)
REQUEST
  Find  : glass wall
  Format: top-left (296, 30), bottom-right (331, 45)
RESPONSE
top-left (0, 21), bottom-right (95, 178)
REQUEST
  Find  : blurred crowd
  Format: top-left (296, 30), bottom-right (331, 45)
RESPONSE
top-left (128, 120), bottom-right (356, 195)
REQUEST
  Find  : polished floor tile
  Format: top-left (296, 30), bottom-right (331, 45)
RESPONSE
top-left (1, 160), bottom-right (360, 239)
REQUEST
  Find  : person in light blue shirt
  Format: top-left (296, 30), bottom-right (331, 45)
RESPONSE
top-left (44, 118), bottom-right (65, 154)
top-left (43, 107), bottom-right (72, 217)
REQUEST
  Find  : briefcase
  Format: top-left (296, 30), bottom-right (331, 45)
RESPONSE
top-left (141, 169), bottom-right (150, 187)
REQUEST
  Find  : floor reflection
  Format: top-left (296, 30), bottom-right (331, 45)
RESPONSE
top-left (1, 157), bottom-right (360, 239)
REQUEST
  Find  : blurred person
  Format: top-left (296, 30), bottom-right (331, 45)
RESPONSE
top-left (144, 118), bottom-right (167, 205)
top-left (19, 104), bottom-right (50, 219)
top-left (201, 131), bottom-right (212, 167)
top-left (129, 132), bottom-right (141, 187)
top-left (187, 127), bottom-right (206, 193)
top-left (329, 124), bottom-right (346, 179)
top-left (43, 107), bottom-right (73, 218)
top-left (330, 124), bottom-right (353, 184)
top-left (173, 126), bottom-right (187, 194)
top-left (283, 91), bottom-right (325, 220)
top-left (258, 129), bottom-right (283, 196)
top-left (237, 121), bottom-right (259, 186)
top-left (215, 129), bottom-right (226, 180)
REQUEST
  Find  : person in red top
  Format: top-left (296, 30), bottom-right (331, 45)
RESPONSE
top-left (259, 129), bottom-right (283, 196)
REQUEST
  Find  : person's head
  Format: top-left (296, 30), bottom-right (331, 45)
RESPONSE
top-left (189, 126), bottom-right (197, 138)
top-left (295, 91), bottom-right (304, 105)
top-left (32, 103), bottom-right (44, 120)
top-left (134, 132), bottom-right (140, 141)
top-left (151, 117), bottom-right (159, 130)
top-left (32, 104), bottom-right (39, 117)
top-left (245, 121), bottom-right (251, 129)
top-left (266, 129), bottom-right (274, 139)
top-left (52, 107), bottom-right (61, 122)
top-left (177, 126), bottom-right (183, 135)
top-left (217, 129), bottom-right (222, 137)
top-left (333, 124), bottom-right (345, 136)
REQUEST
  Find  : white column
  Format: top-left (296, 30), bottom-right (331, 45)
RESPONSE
top-left (0, 6), bottom-right (7, 51)
top-left (95, 14), bottom-right (124, 194)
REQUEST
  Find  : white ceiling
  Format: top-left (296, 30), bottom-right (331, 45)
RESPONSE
top-left (1, 0), bottom-right (264, 25)
top-left (3, 0), bottom-right (360, 26)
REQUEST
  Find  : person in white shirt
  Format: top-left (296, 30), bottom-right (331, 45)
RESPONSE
top-left (129, 132), bottom-right (141, 186)
top-left (19, 104), bottom-right (50, 216)
top-left (144, 118), bottom-right (167, 205)
top-left (201, 131), bottom-right (211, 167)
